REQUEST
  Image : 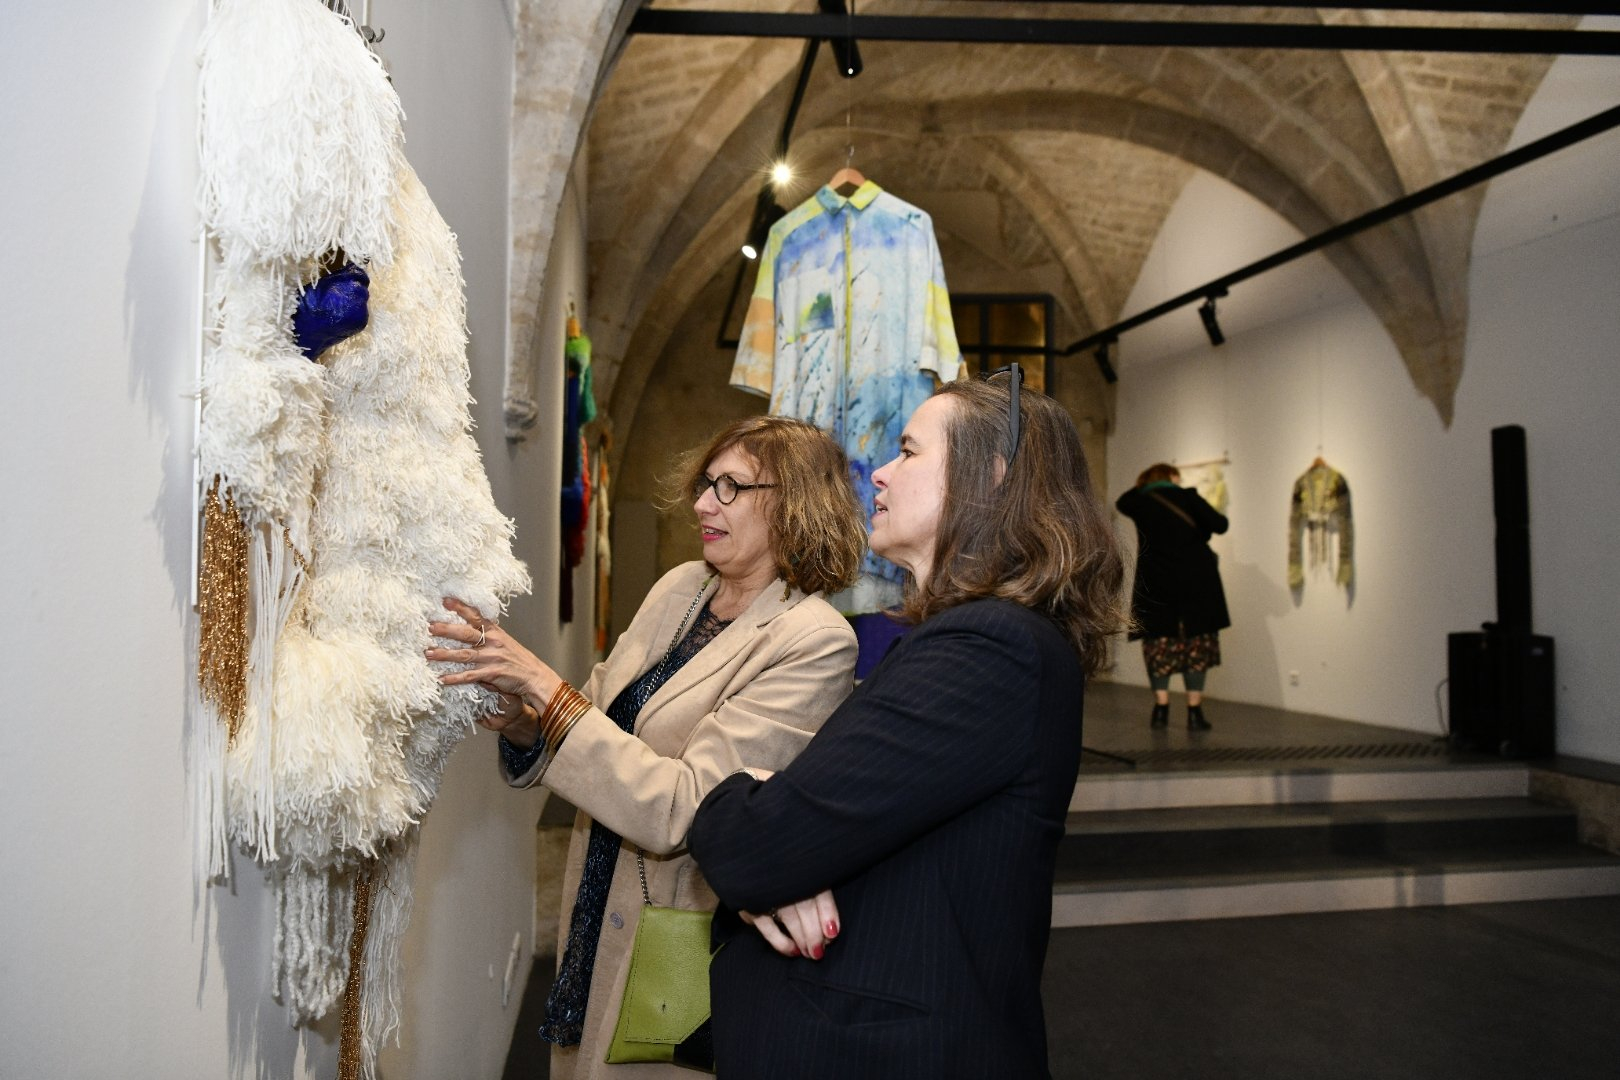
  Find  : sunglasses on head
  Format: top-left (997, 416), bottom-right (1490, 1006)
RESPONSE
top-left (984, 362), bottom-right (1023, 466)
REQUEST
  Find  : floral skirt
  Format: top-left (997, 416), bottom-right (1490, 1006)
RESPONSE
top-left (1141, 631), bottom-right (1221, 679)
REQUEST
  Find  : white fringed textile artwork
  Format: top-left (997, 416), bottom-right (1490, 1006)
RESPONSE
top-left (194, 1), bottom-right (530, 1071)
top-left (198, 0), bottom-right (403, 273)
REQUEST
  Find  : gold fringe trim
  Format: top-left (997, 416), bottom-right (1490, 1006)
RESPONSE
top-left (198, 477), bottom-right (251, 741)
top-left (337, 859), bottom-right (377, 1080)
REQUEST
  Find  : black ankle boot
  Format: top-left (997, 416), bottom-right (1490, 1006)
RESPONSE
top-left (1187, 704), bottom-right (1212, 731)
top-left (1150, 703), bottom-right (1170, 729)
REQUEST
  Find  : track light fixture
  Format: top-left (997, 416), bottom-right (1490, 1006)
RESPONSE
top-left (1093, 338), bottom-right (1118, 384)
top-left (741, 198), bottom-right (787, 261)
top-left (1198, 291), bottom-right (1227, 347)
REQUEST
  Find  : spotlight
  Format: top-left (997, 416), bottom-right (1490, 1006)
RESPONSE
top-left (1198, 293), bottom-right (1226, 347)
top-left (741, 199), bottom-right (787, 261)
top-left (1093, 339), bottom-right (1118, 384)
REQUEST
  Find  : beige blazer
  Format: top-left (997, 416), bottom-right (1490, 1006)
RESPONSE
top-left (514, 561), bottom-right (857, 1080)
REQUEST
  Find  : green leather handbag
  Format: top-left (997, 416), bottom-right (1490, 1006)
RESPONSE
top-left (604, 851), bottom-right (716, 1071)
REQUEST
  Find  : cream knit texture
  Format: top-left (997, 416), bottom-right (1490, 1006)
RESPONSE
top-left (195, 0), bottom-right (529, 1068)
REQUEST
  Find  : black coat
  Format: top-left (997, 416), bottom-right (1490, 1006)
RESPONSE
top-left (688, 599), bottom-right (1085, 1080)
top-left (1116, 484), bottom-right (1230, 639)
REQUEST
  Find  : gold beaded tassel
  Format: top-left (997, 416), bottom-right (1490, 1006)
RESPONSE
top-left (198, 476), bottom-right (251, 741)
top-left (337, 859), bottom-right (378, 1080)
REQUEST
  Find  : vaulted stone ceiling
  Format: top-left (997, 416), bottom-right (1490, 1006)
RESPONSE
top-left (509, 1), bottom-right (1572, 461)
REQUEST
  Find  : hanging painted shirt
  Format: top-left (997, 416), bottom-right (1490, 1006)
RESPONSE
top-left (731, 180), bottom-right (961, 589)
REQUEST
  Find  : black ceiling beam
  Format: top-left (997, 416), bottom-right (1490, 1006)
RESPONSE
top-left (628, 10), bottom-right (1620, 56)
top-left (1059, 101), bottom-right (1620, 359)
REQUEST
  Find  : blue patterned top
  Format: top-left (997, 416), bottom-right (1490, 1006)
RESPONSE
top-left (731, 182), bottom-right (962, 585)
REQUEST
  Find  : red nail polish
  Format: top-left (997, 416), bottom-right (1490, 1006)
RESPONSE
top-left (788, 945), bottom-right (800, 957)
top-left (826, 921), bottom-right (839, 938)
top-left (811, 945), bottom-right (824, 960)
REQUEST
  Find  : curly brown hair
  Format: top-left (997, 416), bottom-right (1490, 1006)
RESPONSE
top-left (668, 417), bottom-right (866, 596)
top-left (900, 377), bottom-right (1128, 674)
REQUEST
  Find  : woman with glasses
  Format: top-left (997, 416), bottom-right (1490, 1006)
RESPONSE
top-left (688, 370), bottom-right (1128, 1079)
top-left (428, 415), bottom-right (865, 1079)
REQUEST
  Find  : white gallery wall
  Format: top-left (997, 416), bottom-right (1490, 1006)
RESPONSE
top-left (0, 3), bottom-right (588, 1078)
top-left (1105, 39), bottom-right (1620, 765)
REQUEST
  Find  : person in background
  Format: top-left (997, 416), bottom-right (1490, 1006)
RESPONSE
top-left (687, 371), bottom-right (1128, 1079)
top-left (1115, 462), bottom-right (1231, 731)
top-left (428, 416), bottom-right (866, 1079)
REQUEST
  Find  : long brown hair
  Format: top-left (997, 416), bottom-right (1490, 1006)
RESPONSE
top-left (669, 416), bottom-right (866, 596)
top-left (901, 377), bottom-right (1128, 674)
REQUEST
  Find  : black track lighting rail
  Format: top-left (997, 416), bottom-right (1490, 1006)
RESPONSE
top-left (629, 9), bottom-right (1620, 56)
top-left (1059, 102), bottom-right (1620, 364)
top-left (983, 1), bottom-right (1620, 14)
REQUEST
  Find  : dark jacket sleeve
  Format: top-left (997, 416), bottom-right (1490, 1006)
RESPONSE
top-left (687, 602), bottom-right (1047, 914)
top-left (1183, 488), bottom-right (1228, 536)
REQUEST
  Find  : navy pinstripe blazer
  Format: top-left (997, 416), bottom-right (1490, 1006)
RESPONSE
top-left (688, 598), bottom-right (1085, 1080)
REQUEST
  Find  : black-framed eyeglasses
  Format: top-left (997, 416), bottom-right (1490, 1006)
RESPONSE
top-left (985, 362), bottom-right (1023, 465)
top-left (693, 473), bottom-right (778, 505)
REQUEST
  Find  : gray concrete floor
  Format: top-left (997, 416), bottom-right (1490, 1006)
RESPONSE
top-left (1046, 681), bottom-right (1620, 1080)
top-left (1079, 679), bottom-right (1455, 768)
top-left (1043, 894), bottom-right (1620, 1080)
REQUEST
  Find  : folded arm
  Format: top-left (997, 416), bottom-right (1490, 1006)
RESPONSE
top-left (688, 605), bottom-right (1045, 914)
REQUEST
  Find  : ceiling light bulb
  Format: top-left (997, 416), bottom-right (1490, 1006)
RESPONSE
top-left (741, 242), bottom-right (759, 261)
top-left (770, 162), bottom-right (793, 187)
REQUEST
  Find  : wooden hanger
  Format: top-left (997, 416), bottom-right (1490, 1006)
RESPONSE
top-left (566, 300), bottom-right (581, 339)
top-left (828, 165), bottom-right (865, 195)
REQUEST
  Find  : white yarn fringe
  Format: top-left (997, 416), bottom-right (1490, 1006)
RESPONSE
top-left (273, 863), bottom-right (351, 1023)
top-left (198, 0), bottom-right (403, 273)
top-left (191, 679), bottom-right (231, 886)
top-left (360, 837), bottom-right (419, 1078)
top-left (235, 524), bottom-right (308, 861)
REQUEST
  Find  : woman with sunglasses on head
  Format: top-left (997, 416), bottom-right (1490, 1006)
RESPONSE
top-left (688, 369), bottom-right (1128, 1080)
top-left (428, 416), bottom-right (865, 1079)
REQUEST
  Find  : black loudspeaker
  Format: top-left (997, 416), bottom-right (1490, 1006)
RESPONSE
top-left (1448, 630), bottom-right (1556, 758)
top-left (1448, 424), bottom-right (1555, 758)
top-left (1491, 425), bottom-right (1532, 632)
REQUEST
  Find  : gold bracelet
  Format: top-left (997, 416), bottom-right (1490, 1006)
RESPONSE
top-left (538, 680), bottom-right (574, 743)
top-left (539, 680), bottom-right (571, 727)
top-left (545, 689), bottom-right (592, 756)
top-left (539, 682), bottom-right (592, 756)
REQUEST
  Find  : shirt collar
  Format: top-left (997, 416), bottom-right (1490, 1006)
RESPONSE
top-left (816, 179), bottom-right (882, 214)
